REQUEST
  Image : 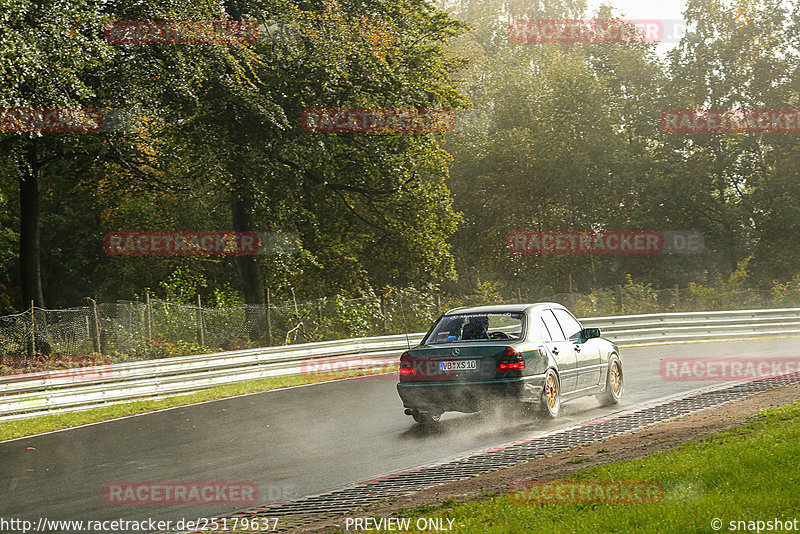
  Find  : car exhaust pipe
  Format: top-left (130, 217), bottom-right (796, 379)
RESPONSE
top-left (404, 408), bottom-right (413, 415)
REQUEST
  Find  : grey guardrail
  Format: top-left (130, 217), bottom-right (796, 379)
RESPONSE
top-left (1, 307), bottom-right (799, 421)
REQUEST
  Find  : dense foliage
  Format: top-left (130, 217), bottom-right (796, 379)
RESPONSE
top-left (1, 0), bottom-right (798, 314)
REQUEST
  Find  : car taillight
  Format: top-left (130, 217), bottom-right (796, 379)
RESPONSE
top-left (496, 346), bottom-right (525, 371)
top-left (399, 351), bottom-right (418, 375)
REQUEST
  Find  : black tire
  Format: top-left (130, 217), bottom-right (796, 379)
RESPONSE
top-left (539, 369), bottom-right (561, 418)
top-left (597, 355), bottom-right (623, 406)
top-left (412, 410), bottom-right (442, 425)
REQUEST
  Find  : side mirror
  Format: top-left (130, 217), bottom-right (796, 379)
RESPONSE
top-left (582, 328), bottom-right (601, 340)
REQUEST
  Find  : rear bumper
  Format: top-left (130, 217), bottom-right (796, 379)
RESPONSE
top-left (397, 375), bottom-right (545, 413)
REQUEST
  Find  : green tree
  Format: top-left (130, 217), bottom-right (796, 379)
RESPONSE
top-left (659, 0), bottom-right (796, 281)
top-left (443, 0), bottom-right (667, 295)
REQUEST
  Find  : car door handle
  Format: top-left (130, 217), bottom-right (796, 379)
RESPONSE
top-left (552, 347), bottom-right (559, 355)
top-left (574, 345), bottom-right (581, 353)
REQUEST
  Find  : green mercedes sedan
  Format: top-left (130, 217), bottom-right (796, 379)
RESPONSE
top-left (397, 303), bottom-right (622, 424)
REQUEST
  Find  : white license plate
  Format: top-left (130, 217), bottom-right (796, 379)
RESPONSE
top-left (439, 360), bottom-right (478, 371)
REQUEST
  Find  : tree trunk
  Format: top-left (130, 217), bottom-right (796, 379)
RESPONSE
top-left (232, 193), bottom-right (266, 339)
top-left (19, 144), bottom-right (44, 308)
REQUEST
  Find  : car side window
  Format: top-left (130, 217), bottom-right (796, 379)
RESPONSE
top-left (541, 310), bottom-right (566, 341)
top-left (534, 317), bottom-right (552, 341)
top-left (553, 308), bottom-right (582, 341)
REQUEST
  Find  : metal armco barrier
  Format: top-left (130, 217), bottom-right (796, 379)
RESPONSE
top-left (2, 307), bottom-right (799, 421)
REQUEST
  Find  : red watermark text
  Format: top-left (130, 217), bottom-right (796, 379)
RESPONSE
top-left (508, 231), bottom-right (662, 255)
top-left (301, 356), bottom-right (396, 378)
top-left (104, 481), bottom-right (258, 505)
top-left (661, 358), bottom-right (800, 381)
top-left (1, 108), bottom-right (103, 132)
top-left (509, 19), bottom-right (664, 43)
top-left (660, 109), bottom-right (800, 134)
top-left (1, 355), bottom-right (112, 381)
top-left (104, 232), bottom-right (259, 256)
top-left (508, 230), bottom-right (703, 255)
top-left (509, 480), bottom-right (663, 503)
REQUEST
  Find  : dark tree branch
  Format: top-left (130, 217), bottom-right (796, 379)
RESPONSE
top-left (101, 134), bottom-right (188, 192)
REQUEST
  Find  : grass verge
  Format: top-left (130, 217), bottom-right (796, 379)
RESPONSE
top-left (366, 400), bottom-right (800, 533)
top-left (0, 366), bottom-right (397, 441)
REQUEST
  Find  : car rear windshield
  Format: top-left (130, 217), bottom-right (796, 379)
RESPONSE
top-left (424, 313), bottom-right (525, 343)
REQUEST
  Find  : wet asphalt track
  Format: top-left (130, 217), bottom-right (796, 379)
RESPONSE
top-left (1, 338), bottom-right (798, 529)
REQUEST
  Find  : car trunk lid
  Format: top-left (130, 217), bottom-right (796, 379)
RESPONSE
top-left (400, 343), bottom-right (510, 382)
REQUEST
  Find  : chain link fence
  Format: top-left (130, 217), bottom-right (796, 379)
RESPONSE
top-left (2, 285), bottom-right (800, 374)
top-left (0, 293), bottom-right (440, 371)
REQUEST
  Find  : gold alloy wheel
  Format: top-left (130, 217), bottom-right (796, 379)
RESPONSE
top-left (545, 374), bottom-right (558, 408)
top-left (610, 360), bottom-right (621, 395)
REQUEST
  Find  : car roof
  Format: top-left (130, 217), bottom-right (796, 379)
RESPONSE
top-left (443, 302), bottom-right (565, 315)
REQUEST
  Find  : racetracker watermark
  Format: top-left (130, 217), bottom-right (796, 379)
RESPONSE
top-left (660, 109), bottom-right (800, 134)
top-left (0, 108), bottom-right (146, 133)
top-left (104, 20), bottom-right (258, 44)
top-left (509, 480), bottom-right (663, 504)
top-left (301, 356), bottom-right (396, 377)
top-left (300, 108), bottom-right (456, 133)
top-left (661, 358), bottom-right (800, 381)
top-left (103, 481), bottom-right (258, 506)
top-left (507, 230), bottom-right (704, 255)
top-left (1, 108), bottom-right (102, 132)
top-left (509, 19), bottom-right (688, 44)
top-left (1, 355), bottom-right (112, 381)
top-left (104, 231), bottom-right (259, 256)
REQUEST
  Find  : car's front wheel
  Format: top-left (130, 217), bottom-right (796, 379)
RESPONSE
top-left (597, 355), bottom-right (623, 406)
top-left (539, 369), bottom-right (561, 418)
top-left (412, 410), bottom-right (442, 425)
